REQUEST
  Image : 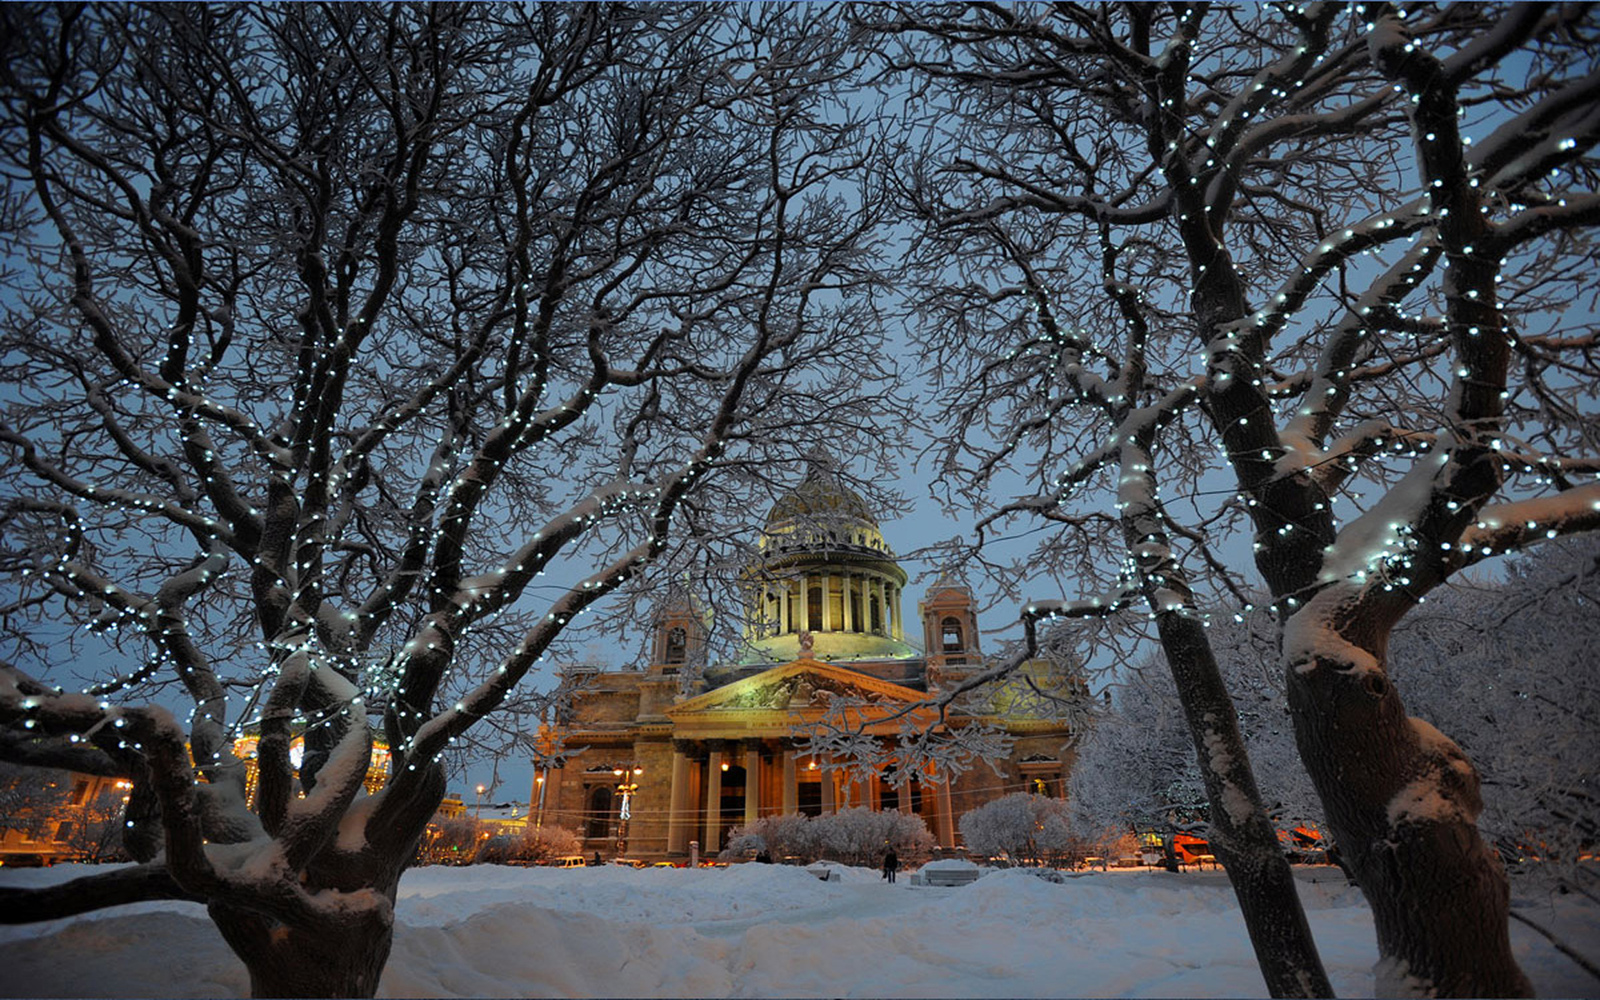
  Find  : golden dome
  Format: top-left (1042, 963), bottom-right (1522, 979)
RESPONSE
top-left (765, 466), bottom-right (877, 529)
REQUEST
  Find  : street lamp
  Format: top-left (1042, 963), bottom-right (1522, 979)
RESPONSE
top-left (612, 765), bottom-right (643, 858)
top-left (475, 783), bottom-right (486, 819)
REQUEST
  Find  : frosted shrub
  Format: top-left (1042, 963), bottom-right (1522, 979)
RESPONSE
top-left (475, 834), bottom-right (520, 865)
top-left (420, 818), bottom-right (483, 865)
top-left (725, 809), bottom-right (933, 865)
top-left (519, 825), bottom-right (582, 863)
top-left (959, 793), bottom-right (1073, 864)
top-left (724, 813), bottom-right (817, 860)
top-left (820, 807), bottom-right (933, 866)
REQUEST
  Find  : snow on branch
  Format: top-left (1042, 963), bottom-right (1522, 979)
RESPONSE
top-left (1310, 421), bottom-right (1439, 495)
top-left (0, 425), bottom-right (234, 545)
top-left (1447, 485), bottom-right (1600, 572)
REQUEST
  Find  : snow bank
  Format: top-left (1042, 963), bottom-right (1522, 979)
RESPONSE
top-left (0, 862), bottom-right (1595, 998)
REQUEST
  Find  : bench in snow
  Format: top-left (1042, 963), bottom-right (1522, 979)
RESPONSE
top-left (919, 861), bottom-right (982, 887)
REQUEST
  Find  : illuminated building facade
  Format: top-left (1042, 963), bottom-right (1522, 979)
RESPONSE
top-left (534, 465), bottom-right (1084, 859)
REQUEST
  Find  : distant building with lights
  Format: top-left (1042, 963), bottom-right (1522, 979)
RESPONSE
top-left (230, 732), bottom-right (390, 808)
top-left (533, 463), bottom-right (1085, 860)
top-left (0, 771), bottom-right (131, 865)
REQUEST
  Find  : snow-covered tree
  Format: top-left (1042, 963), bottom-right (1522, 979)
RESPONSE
top-left (1078, 539), bottom-right (1600, 880)
top-left (1069, 674), bottom-right (1210, 837)
top-left (866, 4), bottom-right (1600, 994)
top-left (1387, 538), bottom-right (1600, 879)
top-left (0, 6), bottom-right (894, 996)
top-left (52, 780), bottom-right (131, 864)
top-left (0, 761), bottom-right (69, 841)
top-left (958, 791), bottom-right (1073, 864)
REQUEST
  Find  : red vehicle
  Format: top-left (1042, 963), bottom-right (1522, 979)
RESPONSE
top-left (1171, 835), bottom-right (1217, 868)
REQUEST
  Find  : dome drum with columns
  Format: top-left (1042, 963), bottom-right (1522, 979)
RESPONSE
top-left (743, 464), bottom-right (918, 665)
top-left (529, 465), bottom-right (1084, 860)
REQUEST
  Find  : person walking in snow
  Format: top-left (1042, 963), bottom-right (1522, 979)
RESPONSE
top-left (882, 848), bottom-right (899, 883)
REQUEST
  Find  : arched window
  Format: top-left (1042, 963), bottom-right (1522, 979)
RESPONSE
top-left (808, 586), bottom-right (823, 632)
top-left (941, 616), bottom-right (964, 653)
top-left (664, 626), bottom-right (687, 664)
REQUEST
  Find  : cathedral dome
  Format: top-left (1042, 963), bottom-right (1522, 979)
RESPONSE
top-left (743, 461), bottom-right (915, 666)
top-left (764, 468), bottom-right (878, 529)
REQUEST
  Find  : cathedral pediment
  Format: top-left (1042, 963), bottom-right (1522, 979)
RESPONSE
top-left (666, 658), bottom-right (932, 735)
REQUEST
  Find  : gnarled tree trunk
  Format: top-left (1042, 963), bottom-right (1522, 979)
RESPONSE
top-left (1285, 605), bottom-right (1531, 997)
top-left (210, 897), bottom-right (395, 999)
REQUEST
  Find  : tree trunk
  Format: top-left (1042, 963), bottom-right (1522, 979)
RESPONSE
top-left (1285, 614), bottom-right (1532, 997)
top-left (1155, 609), bottom-right (1334, 998)
top-left (209, 898), bottom-right (395, 999)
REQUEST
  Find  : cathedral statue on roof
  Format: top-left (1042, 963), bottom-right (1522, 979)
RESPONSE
top-left (531, 463), bottom-right (1086, 860)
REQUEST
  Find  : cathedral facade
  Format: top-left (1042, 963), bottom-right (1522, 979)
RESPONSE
top-left (531, 467), bottom-right (1082, 860)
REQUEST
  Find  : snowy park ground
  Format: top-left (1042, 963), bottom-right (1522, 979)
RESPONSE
top-left (0, 862), bottom-right (1595, 998)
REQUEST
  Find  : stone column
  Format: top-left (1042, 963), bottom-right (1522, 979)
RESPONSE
top-left (800, 576), bottom-right (812, 636)
top-left (821, 761), bottom-right (836, 813)
top-left (744, 742), bottom-right (762, 825)
top-left (705, 743), bottom-right (724, 853)
top-left (937, 778), bottom-right (956, 848)
top-left (890, 585), bottom-right (902, 640)
top-left (898, 777), bottom-right (913, 815)
top-left (545, 765), bottom-right (565, 826)
top-left (781, 749), bottom-right (797, 815)
top-left (667, 742), bottom-right (692, 855)
top-left (820, 572), bottom-right (832, 631)
top-left (842, 572), bottom-right (854, 632)
top-left (876, 579), bottom-right (888, 635)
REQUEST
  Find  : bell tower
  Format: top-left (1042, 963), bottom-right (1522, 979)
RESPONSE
top-left (649, 584), bottom-right (706, 675)
top-left (920, 579), bottom-right (981, 686)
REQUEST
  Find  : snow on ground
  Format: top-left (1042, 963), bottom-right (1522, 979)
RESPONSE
top-left (0, 862), bottom-right (1595, 998)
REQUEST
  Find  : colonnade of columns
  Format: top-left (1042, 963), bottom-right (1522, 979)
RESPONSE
top-left (664, 738), bottom-right (955, 855)
top-left (756, 571), bottom-right (904, 640)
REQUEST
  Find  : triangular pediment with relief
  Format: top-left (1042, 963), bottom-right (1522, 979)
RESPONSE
top-left (668, 659), bottom-right (926, 717)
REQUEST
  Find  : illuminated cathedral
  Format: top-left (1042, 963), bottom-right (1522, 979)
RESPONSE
top-left (532, 464), bottom-right (1084, 859)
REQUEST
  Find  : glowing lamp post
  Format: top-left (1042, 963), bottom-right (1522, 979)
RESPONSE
top-left (613, 765), bottom-right (643, 858)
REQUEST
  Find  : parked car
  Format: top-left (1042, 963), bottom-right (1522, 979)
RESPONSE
top-left (0, 853), bottom-right (53, 868)
top-left (544, 855), bottom-right (587, 868)
top-left (650, 861), bottom-right (681, 868)
top-left (611, 858), bottom-right (647, 869)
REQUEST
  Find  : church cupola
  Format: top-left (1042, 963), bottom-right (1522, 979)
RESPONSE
top-left (740, 457), bottom-right (917, 664)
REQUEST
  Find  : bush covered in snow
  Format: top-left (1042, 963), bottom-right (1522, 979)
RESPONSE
top-left (725, 808), bottom-right (934, 865)
top-left (958, 792), bottom-right (1074, 864)
top-left (514, 824), bottom-right (582, 864)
